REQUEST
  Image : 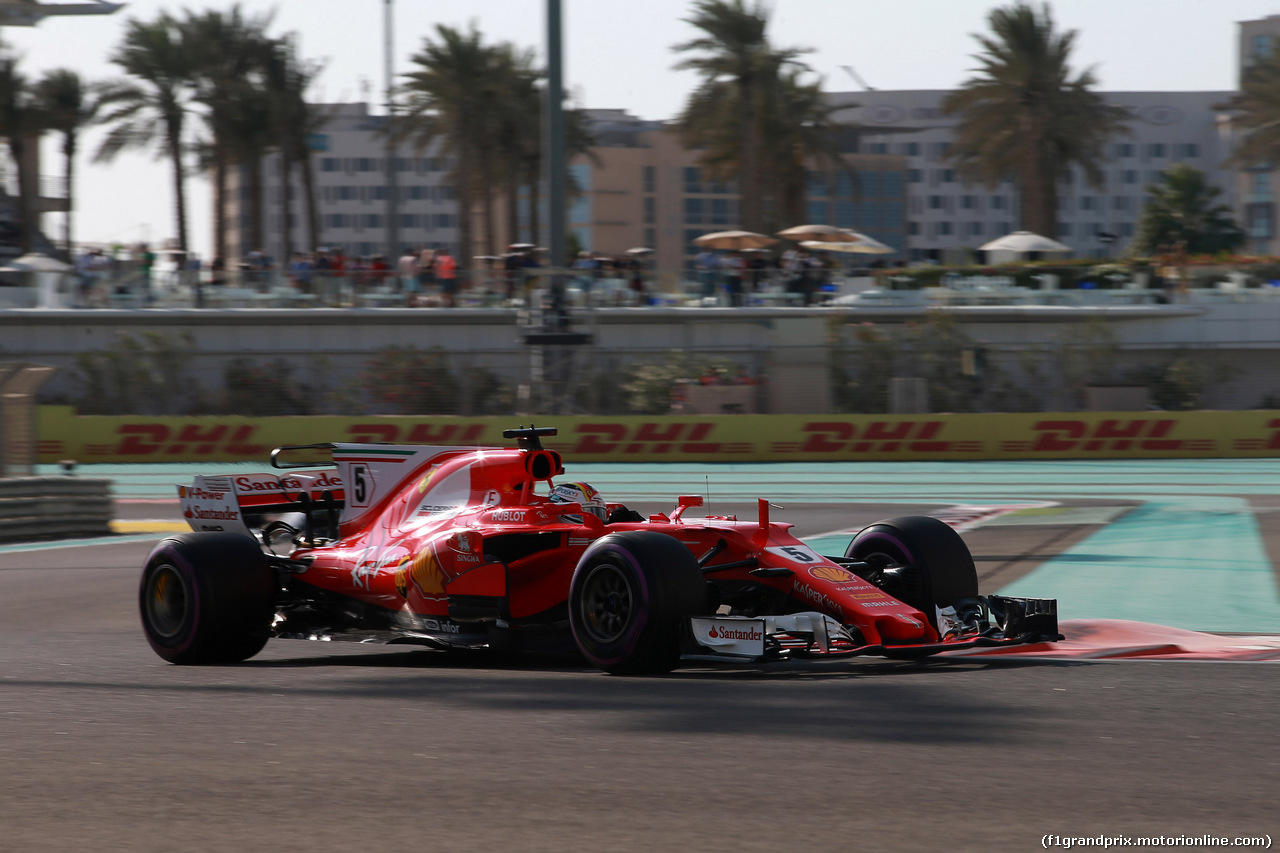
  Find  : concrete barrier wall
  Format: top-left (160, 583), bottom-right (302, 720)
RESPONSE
top-left (0, 476), bottom-right (112, 542)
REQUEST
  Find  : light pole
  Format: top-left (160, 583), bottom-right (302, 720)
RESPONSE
top-left (546, 0), bottom-right (566, 274)
top-left (384, 0), bottom-right (398, 259)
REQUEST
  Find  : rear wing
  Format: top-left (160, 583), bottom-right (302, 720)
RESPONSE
top-left (178, 470), bottom-right (345, 537)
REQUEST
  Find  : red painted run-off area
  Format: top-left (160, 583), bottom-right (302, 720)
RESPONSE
top-left (945, 620), bottom-right (1280, 662)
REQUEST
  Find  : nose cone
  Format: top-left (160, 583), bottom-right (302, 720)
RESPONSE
top-left (875, 613), bottom-right (929, 642)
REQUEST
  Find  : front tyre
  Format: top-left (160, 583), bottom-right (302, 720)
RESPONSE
top-left (569, 532), bottom-right (707, 675)
top-left (139, 533), bottom-right (276, 664)
top-left (847, 516), bottom-right (979, 651)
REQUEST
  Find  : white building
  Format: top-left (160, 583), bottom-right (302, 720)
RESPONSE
top-left (230, 103), bottom-right (460, 265)
top-left (826, 90), bottom-right (1235, 262)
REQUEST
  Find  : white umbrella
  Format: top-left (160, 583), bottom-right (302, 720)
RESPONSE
top-left (979, 231), bottom-right (1072, 253)
top-left (693, 230), bottom-right (777, 251)
top-left (625, 247), bottom-right (654, 255)
top-left (776, 224), bottom-right (853, 243)
top-left (0, 253), bottom-right (73, 309)
top-left (799, 236), bottom-right (894, 255)
top-left (0, 252), bottom-right (72, 272)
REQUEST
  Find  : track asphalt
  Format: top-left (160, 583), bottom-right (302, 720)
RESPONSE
top-left (24, 458), bottom-right (1280, 638)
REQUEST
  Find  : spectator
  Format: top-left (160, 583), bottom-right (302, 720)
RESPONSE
top-left (368, 255), bottom-right (391, 290)
top-left (434, 246), bottom-right (457, 307)
top-left (397, 246), bottom-right (418, 295)
top-left (695, 248), bottom-right (719, 302)
top-left (720, 251), bottom-right (745, 307)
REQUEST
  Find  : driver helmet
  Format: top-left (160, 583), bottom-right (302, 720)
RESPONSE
top-left (549, 481), bottom-right (607, 521)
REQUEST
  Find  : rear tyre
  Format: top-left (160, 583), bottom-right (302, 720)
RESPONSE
top-left (139, 533), bottom-right (276, 664)
top-left (569, 532), bottom-right (707, 675)
top-left (846, 515), bottom-right (979, 646)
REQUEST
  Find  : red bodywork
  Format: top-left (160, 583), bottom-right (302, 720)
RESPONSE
top-left (178, 440), bottom-right (938, 649)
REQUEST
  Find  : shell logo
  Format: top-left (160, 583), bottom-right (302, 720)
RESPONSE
top-left (408, 547), bottom-right (447, 596)
top-left (808, 565), bottom-right (857, 583)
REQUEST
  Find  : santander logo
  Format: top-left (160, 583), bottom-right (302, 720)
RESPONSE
top-left (706, 624), bottom-right (762, 641)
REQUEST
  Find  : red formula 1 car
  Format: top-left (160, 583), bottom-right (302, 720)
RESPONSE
top-left (140, 427), bottom-right (1060, 674)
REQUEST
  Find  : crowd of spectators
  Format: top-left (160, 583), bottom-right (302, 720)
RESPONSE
top-left (61, 241), bottom-right (888, 309)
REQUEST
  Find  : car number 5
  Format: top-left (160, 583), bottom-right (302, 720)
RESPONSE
top-left (350, 464), bottom-right (374, 507)
top-left (765, 544), bottom-right (820, 564)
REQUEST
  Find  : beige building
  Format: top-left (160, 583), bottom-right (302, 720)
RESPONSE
top-left (567, 109), bottom-right (907, 276)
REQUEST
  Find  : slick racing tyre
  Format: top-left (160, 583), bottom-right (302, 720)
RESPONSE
top-left (846, 516), bottom-right (979, 647)
top-left (139, 532), bottom-right (276, 665)
top-left (569, 532), bottom-right (707, 675)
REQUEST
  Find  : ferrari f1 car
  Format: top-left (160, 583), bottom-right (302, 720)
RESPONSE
top-left (140, 427), bottom-right (1061, 674)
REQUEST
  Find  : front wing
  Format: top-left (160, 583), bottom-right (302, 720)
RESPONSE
top-left (682, 595), bottom-right (1062, 663)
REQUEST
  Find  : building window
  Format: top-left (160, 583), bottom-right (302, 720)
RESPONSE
top-left (1079, 196), bottom-right (1094, 211)
top-left (1251, 172), bottom-right (1271, 202)
top-left (937, 221), bottom-right (953, 236)
top-left (1146, 143), bottom-right (1167, 159)
top-left (1115, 143), bottom-right (1134, 158)
top-left (684, 198), bottom-right (704, 224)
top-left (867, 142), bottom-right (888, 154)
top-left (967, 221), bottom-right (983, 237)
top-left (644, 228), bottom-right (656, 249)
top-left (961, 195), bottom-right (976, 210)
top-left (642, 165), bottom-right (655, 193)
top-left (1123, 170), bottom-right (1139, 184)
top-left (908, 221), bottom-right (920, 235)
top-left (1112, 196), bottom-right (1130, 211)
top-left (321, 157), bottom-right (340, 172)
top-left (1254, 34), bottom-right (1272, 59)
top-left (990, 195), bottom-right (1006, 210)
top-left (940, 169), bottom-right (955, 183)
top-left (710, 198), bottom-right (730, 225)
top-left (908, 169), bottom-right (923, 183)
top-left (1058, 223), bottom-right (1072, 236)
top-left (928, 195), bottom-right (943, 210)
top-left (683, 167), bottom-right (702, 194)
top-left (684, 229), bottom-right (707, 254)
top-left (643, 196), bottom-right (655, 225)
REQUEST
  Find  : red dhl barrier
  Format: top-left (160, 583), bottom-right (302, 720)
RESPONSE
top-left (35, 406), bottom-right (1280, 463)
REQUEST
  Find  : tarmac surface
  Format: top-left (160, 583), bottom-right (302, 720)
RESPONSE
top-left (1, 461), bottom-right (1277, 850)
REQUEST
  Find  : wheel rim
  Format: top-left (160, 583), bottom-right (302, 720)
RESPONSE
top-left (579, 562), bottom-right (635, 644)
top-left (145, 564), bottom-right (190, 639)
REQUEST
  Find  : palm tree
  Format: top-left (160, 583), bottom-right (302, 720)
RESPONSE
top-left (264, 38), bottom-right (326, 258)
top-left (752, 63), bottom-right (852, 229)
top-left (489, 43), bottom-right (541, 247)
top-left (941, 2), bottom-right (1130, 239)
top-left (397, 24), bottom-right (509, 268)
top-left (0, 56), bottom-right (44, 253)
top-left (673, 0), bottom-right (809, 233)
top-left (180, 6), bottom-right (275, 264)
top-left (96, 13), bottom-right (196, 254)
top-left (1131, 164), bottom-right (1243, 256)
top-left (35, 68), bottom-right (100, 256)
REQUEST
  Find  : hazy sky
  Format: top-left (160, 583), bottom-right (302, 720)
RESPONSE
top-left (8, 0), bottom-right (1280, 258)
